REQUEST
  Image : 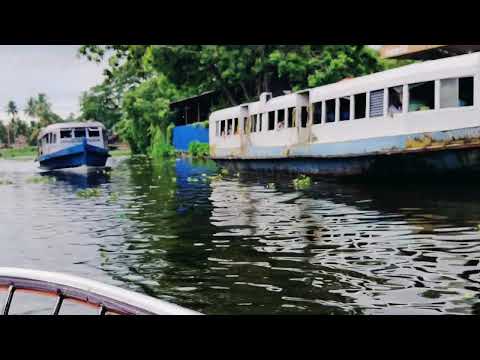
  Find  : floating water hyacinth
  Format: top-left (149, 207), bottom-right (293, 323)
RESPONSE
top-left (208, 174), bottom-right (223, 182)
top-left (0, 179), bottom-right (13, 185)
top-left (293, 175), bottom-right (312, 190)
top-left (76, 188), bottom-right (102, 198)
top-left (266, 182), bottom-right (276, 189)
top-left (220, 168), bottom-right (229, 176)
top-left (108, 192), bottom-right (120, 202)
top-left (26, 176), bottom-right (56, 184)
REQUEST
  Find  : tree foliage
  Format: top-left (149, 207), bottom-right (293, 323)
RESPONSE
top-left (78, 45), bottom-right (407, 155)
top-left (116, 74), bottom-right (179, 154)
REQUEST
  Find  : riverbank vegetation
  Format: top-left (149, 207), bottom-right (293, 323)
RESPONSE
top-left (188, 141), bottom-right (210, 158)
top-left (0, 94), bottom-right (73, 148)
top-left (0, 146), bottom-right (37, 159)
top-left (78, 45), bottom-right (411, 159)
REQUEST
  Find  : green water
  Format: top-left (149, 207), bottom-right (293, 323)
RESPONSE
top-left (1, 156), bottom-right (480, 314)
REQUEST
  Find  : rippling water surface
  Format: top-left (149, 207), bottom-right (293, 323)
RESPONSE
top-left (1, 156), bottom-right (480, 314)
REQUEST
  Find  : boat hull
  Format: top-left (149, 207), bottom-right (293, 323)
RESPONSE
top-left (215, 145), bottom-right (480, 178)
top-left (38, 141), bottom-right (109, 170)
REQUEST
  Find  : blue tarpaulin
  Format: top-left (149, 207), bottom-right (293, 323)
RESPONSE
top-left (173, 124), bottom-right (209, 152)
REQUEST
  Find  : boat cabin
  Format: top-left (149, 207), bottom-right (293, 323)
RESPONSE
top-left (38, 122), bottom-right (107, 157)
top-left (210, 52), bottom-right (480, 160)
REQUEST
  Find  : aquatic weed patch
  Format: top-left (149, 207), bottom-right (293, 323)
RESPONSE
top-left (293, 175), bottom-right (312, 190)
top-left (76, 188), bottom-right (102, 198)
top-left (0, 178), bottom-right (14, 185)
top-left (26, 176), bottom-right (56, 184)
top-left (108, 192), bottom-right (120, 202)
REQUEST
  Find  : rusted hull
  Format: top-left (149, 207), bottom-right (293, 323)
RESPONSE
top-left (215, 145), bottom-right (480, 177)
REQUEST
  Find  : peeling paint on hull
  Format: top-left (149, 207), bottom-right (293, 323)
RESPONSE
top-left (213, 126), bottom-right (480, 176)
top-left (215, 145), bottom-right (480, 177)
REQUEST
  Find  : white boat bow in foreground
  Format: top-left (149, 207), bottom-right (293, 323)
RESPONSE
top-left (0, 267), bottom-right (201, 315)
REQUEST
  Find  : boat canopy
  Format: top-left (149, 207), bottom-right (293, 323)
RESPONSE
top-left (38, 121), bottom-right (106, 141)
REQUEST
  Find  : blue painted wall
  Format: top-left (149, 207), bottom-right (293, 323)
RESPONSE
top-left (173, 124), bottom-right (209, 151)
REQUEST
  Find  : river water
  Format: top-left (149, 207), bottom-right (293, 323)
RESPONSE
top-left (1, 156), bottom-right (480, 314)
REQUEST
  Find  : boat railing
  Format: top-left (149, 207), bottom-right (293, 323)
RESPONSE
top-left (0, 267), bottom-right (202, 315)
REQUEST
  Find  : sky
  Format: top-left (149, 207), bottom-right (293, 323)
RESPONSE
top-left (0, 45), bottom-right (381, 124)
top-left (0, 45), bottom-right (106, 123)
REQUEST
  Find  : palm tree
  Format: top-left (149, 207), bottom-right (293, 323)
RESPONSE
top-left (24, 97), bottom-right (37, 119)
top-left (35, 93), bottom-right (53, 126)
top-left (6, 101), bottom-right (18, 147)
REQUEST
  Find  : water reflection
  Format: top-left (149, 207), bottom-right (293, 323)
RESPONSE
top-left (42, 168), bottom-right (111, 189)
top-left (1, 157), bottom-right (480, 314)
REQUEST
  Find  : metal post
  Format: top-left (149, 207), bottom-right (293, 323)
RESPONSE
top-left (2, 285), bottom-right (15, 315)
top-left (52, 294), bottom-right (64, 315)
top-left (98, 305), bottom-right (107, 315)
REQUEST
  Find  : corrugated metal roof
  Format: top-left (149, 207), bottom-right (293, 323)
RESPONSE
top-left (169, 91), bottom-right (216, 107)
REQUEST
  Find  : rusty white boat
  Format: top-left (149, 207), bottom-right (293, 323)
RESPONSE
top-left (210, 52), bottom-right (480, 177)
top-left (0, 268), bottom-right (201, 315)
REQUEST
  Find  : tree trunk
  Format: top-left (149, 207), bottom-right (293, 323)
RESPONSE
top-left (240, 81), bottom-right (250, 102)
top-left (220, 85), bottom-right (237, 106)
top-left (263, 72), bottom-right (270, 93)
top-left (209, 64), bottom-right (237, 106)
top-left (6, 124), bottom-right (10, 148)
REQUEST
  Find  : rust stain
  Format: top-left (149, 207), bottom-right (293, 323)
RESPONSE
top-left (210, 144), bottom-right (217, 157)
top-left (403, 134), bottom-right (480, 151)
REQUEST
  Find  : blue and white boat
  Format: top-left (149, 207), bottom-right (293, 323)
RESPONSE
top-left (37, 122), bottom-right (110, 170)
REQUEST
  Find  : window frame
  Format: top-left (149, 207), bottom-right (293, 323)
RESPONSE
top-left (407, 81), bottom-right (435, 113)
top-left (439, 75), bottom-right (475, 109)
top-left (312, 101), bottom-right (323, 125)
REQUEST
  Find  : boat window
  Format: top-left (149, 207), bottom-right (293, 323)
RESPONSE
top-left (354, 93), bottom-right (366, 119)
top-left (216, 121), bottom-right (220, 137)
top-left (251, 114), bottom-right (258, 133)
top-left (313, 102), bottom-right (322, 124)
top-left (460, 77), bottom-right (474, 106)
top-left (277, 109), bottom-right (285, 129)
top-left (88, 128), bottom-right (100, 138)
top-left (227, 119), bottom-right (233, 135)
top-left (234, 118), bottom-right (239, 134)
top-left (369, 89), bottom-right (384, 117)
top-left (287, 107), bottom-right (295, 128)
top-left (440, 76), bottom-right (474, 108)
top-left (268, 111), bottom-right (275, 130)
top-left (325, 99), bottom-right (336, 123)
top-left (258, 114), bottom-right (263, 132)
top-left (53, 134), bottom-right (57, 144)
top-left (220, 120), bottom-right (226, 136)
top-left (301, 106), bottom-right (308, 128)
top-left (74, 128), bottom-right (86, 138)
top-left (340, 96), bottom-right (351, 121)
top-left (388, 86), bottom-right (403, 116)
top-left (408, 81), bottom-right (435, 112)
top-left (60, 129), bottom-right (72, 139)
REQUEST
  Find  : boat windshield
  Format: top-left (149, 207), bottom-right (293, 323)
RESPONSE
top-left (88, 128), bottom-right (100, 138)
top-left (74, 128), bottom-right (86, 138)
top-left (60, 129), bottom-right (72, 139)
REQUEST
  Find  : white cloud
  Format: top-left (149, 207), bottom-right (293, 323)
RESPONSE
top-left (0, 45), bottom-right (106, 123)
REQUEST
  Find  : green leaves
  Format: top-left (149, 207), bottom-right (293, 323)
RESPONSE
top-left (78, 44), bottom-right (411, 158)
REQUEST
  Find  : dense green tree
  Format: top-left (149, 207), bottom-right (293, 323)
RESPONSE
top-left (79, 45), bottom-right (407, 154)
top-left (117, 74), bottom-right (179, 154)
top-left (24, 94), bottom-right (63, 127)
top-left (79, 83), bottom-right (122, 128)
top-left (5, 101), bottom-right (18, 146)
top-left (0, 121), bottom-right (7, 145)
